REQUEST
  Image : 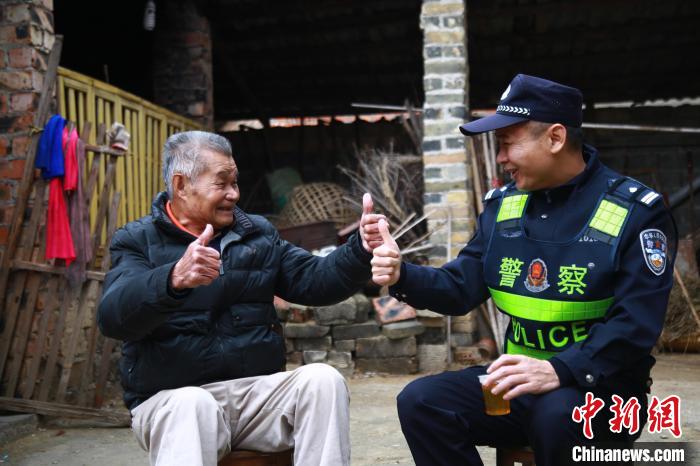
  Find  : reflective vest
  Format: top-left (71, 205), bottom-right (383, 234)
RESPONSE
top-left (482, 178), bottom-right (660, 359)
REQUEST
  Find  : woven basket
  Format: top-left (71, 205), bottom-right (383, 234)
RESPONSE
top-left (278, 183), bottom-right (355, 229)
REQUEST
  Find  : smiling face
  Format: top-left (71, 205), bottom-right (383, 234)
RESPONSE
top-left (495, 122), bottom-right (557, 191)
top-left (177, 149), bottom-right (240, 231)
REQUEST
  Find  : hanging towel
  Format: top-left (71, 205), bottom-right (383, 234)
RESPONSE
top-left (62, 126), bottom-right (79, 191)
top-left (36, 115), bottom-right (66, 179)
top-left (46, 177), bottom-right (76, 266)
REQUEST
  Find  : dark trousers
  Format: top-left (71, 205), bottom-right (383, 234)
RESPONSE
top-left (397, 366), bottom-right (643, 466)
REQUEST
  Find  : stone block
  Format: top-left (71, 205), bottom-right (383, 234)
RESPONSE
top-left (424, 60), bottom-right (466, 75)
top-left (446, 137), bottom-right (465, 149)
top-left (423, 77), bottom-right (443, 92)
top-left (422, 2), bottom-right (465, 16)
top-left (356, 336), bottom-right (416, 358)
top-left (356, 357), bottom-right (418, 374)
top-left (332, 321), bottom-right (380, 340)
top-left (450, 332), bottom-right (476, 347)
top-left (424, 30), bottom-right (465, 45)
top-left (284, 322), bottom-right (330, 339)
top-left (334, 339), bottom-right (356, 352)
top-left (382, 320), bottom-right (425, 340)
top-left (0, 413), bottom-right (37, 447)
top-left (303, 350), bottom-right (327, 364)
top-left (287, 305), bottom-right (313, 323)
top-left (425, 92), bottom-right (465, 105)
top-left (424, 121), bottom-right (463, 138)
top-left (417, 327), bottom-right (446, 345)
top-left (452, 314), bottom-right (476, 333)
top-left (422, 139), bottom-right (442, 153)
top-left (314, 296), bottom-right (356, 325)
top-left (274, 295), bottom-right (290, 321)
top-left (285, 338), bottom-right (295, 353)
top-left (327, 351), bottom-right (352, 369)
top-left (294, 336), bottom-right (332, 351)
top-left (353, 294), bottom-right (371, 322)
top-left (418, 344), bottom-right (448, 372)
top-left (286, 351), bottom-right (303, 365)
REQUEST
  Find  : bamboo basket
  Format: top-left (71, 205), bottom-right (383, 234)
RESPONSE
top-left (278, 183), bottom-right (356, 229)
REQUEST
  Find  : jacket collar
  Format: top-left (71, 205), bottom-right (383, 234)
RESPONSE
top-left (532, 144), bottom-right (600, 200)
top-left (152, 192), bottom-right (259, 239)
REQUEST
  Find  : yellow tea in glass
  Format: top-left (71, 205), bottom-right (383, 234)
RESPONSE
top-left (478, 374), bottom-right (510, 416)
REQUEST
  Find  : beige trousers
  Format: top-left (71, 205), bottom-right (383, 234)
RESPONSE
top-left (130, 363), bottom-right (350, 466)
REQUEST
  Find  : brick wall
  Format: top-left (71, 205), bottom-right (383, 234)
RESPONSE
top-left (153, 1), bottom-right (214, 129)
top-left (420, 0), bottom-right (479, 346)
top-left (420, 0), bottom-right (475, 265)
top-left (0, 0), bottom-right (54, 260)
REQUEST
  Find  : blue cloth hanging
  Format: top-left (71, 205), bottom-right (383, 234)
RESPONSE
top-left (35, 114), bottom-right (66, 179)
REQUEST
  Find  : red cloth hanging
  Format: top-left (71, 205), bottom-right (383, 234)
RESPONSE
top-left (62, 127), bottom-right (79, 191)
top-left (45, 177), bottom-right (76, 266)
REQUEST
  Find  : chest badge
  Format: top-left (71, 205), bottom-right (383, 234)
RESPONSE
top-left (524, 258), bottom-right (550, 293)
top-left (640, 229), bottom-right (667, 276)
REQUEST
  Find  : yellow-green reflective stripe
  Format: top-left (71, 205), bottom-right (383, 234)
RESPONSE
top-left (489, 288), bottom-right (613, 322)
top-left (589, 199), bottom-right (628, 237)
top-left (496, 194), bottom-right (528, 222)
top-left (506, 340), bottom-right (557, 360)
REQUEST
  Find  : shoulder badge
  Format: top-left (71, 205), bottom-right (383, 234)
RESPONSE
top-left (640, 229), bottom-right (667, 276)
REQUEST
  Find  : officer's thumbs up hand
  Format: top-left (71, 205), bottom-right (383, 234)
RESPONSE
top-left (371, 219), bottom-right (401, 286)
top-left (170, 224), bottom-right (221, 291)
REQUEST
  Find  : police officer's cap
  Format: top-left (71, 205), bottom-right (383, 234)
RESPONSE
top-left (459, 74), bottom-right (583, 135)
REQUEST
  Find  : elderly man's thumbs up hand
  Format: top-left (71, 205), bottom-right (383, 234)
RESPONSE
top-left (371, 219), bottom-right (401, 286)
top-left (359, 193), bottom-right (389, 253)
top-left (170, 224), bottom-right (221, 291)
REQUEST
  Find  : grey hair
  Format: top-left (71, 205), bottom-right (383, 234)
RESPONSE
top-left (162, 131), bottom-right (233, 197)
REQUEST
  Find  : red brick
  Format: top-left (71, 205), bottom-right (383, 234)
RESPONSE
top-left (0, 226), bottom-right (8, 245)
top-left (0, 137), bottom-right (8, 157)
top-left (8, 47), bottom-right (33, 68)
top-left (10, 112), bottom-right (33, 132)
top-left (12, 135), bottom-right (31, 155)
top-left (0, 25), bottom-right (30, 44)
top-left (0, 71), bottom-right (33, 90)
top-left (0, 206), bottom-right (14, 224)
top-left (0, 94), bottom-right (7, 114)
top-left (10, 92), bottom-right (35, 112)
top-left (0, 181), bottom-right (15, 201)
top-left (0, 50), bottom-right (5, 67)
top-left (4, 4), bottom-right (31, 23)
top-left (0, 159), bottom-right (26, 179)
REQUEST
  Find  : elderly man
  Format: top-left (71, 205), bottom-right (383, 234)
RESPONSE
top-left (98, 131), bottom-right (385, 466)
top-left (372, 74), bottom-right (676, 465)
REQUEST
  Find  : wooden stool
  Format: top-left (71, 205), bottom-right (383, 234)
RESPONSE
top-left (496, 446), bottom-right (536, 466)
top-left (218, 449), bottom-right (293, 466)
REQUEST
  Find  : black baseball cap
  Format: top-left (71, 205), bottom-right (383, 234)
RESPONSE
top-left (459, 74), bottom-right (583, 135)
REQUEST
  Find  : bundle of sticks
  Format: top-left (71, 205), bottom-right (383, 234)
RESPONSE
top-left (338, 147), bottom-right (444, 259)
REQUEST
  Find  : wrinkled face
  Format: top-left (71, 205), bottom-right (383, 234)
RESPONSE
top-left (181, 149), bottom-right (240, 230)
top-left (495, 122), bottom-right (554, 191)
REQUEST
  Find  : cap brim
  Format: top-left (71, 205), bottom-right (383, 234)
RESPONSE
top-left (459, 113), bottom-right (529, 135)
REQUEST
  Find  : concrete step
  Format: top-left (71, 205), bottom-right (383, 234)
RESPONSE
top-left (0, 413), bottom-right (38, 447)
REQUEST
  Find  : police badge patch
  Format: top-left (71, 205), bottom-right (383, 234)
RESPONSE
top-left (640, 229), bottom-right (667, 276)
top-left (524, 258), bottom-right (550, 292)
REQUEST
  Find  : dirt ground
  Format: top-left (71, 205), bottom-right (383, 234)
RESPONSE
top-left (2, 352), bottom-right (698, 465)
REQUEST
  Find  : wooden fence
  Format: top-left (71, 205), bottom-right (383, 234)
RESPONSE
top-left (0, 47), bottom-right (202, 423)
top-left (57, 67), bottom-right (202, 230)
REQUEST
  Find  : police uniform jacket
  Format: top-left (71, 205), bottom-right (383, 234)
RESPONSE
top-left (390, 145), bottom-right (675, 396)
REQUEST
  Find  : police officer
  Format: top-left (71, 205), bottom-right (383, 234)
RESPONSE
top-left (371, 74), bottom-right (677, 466)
